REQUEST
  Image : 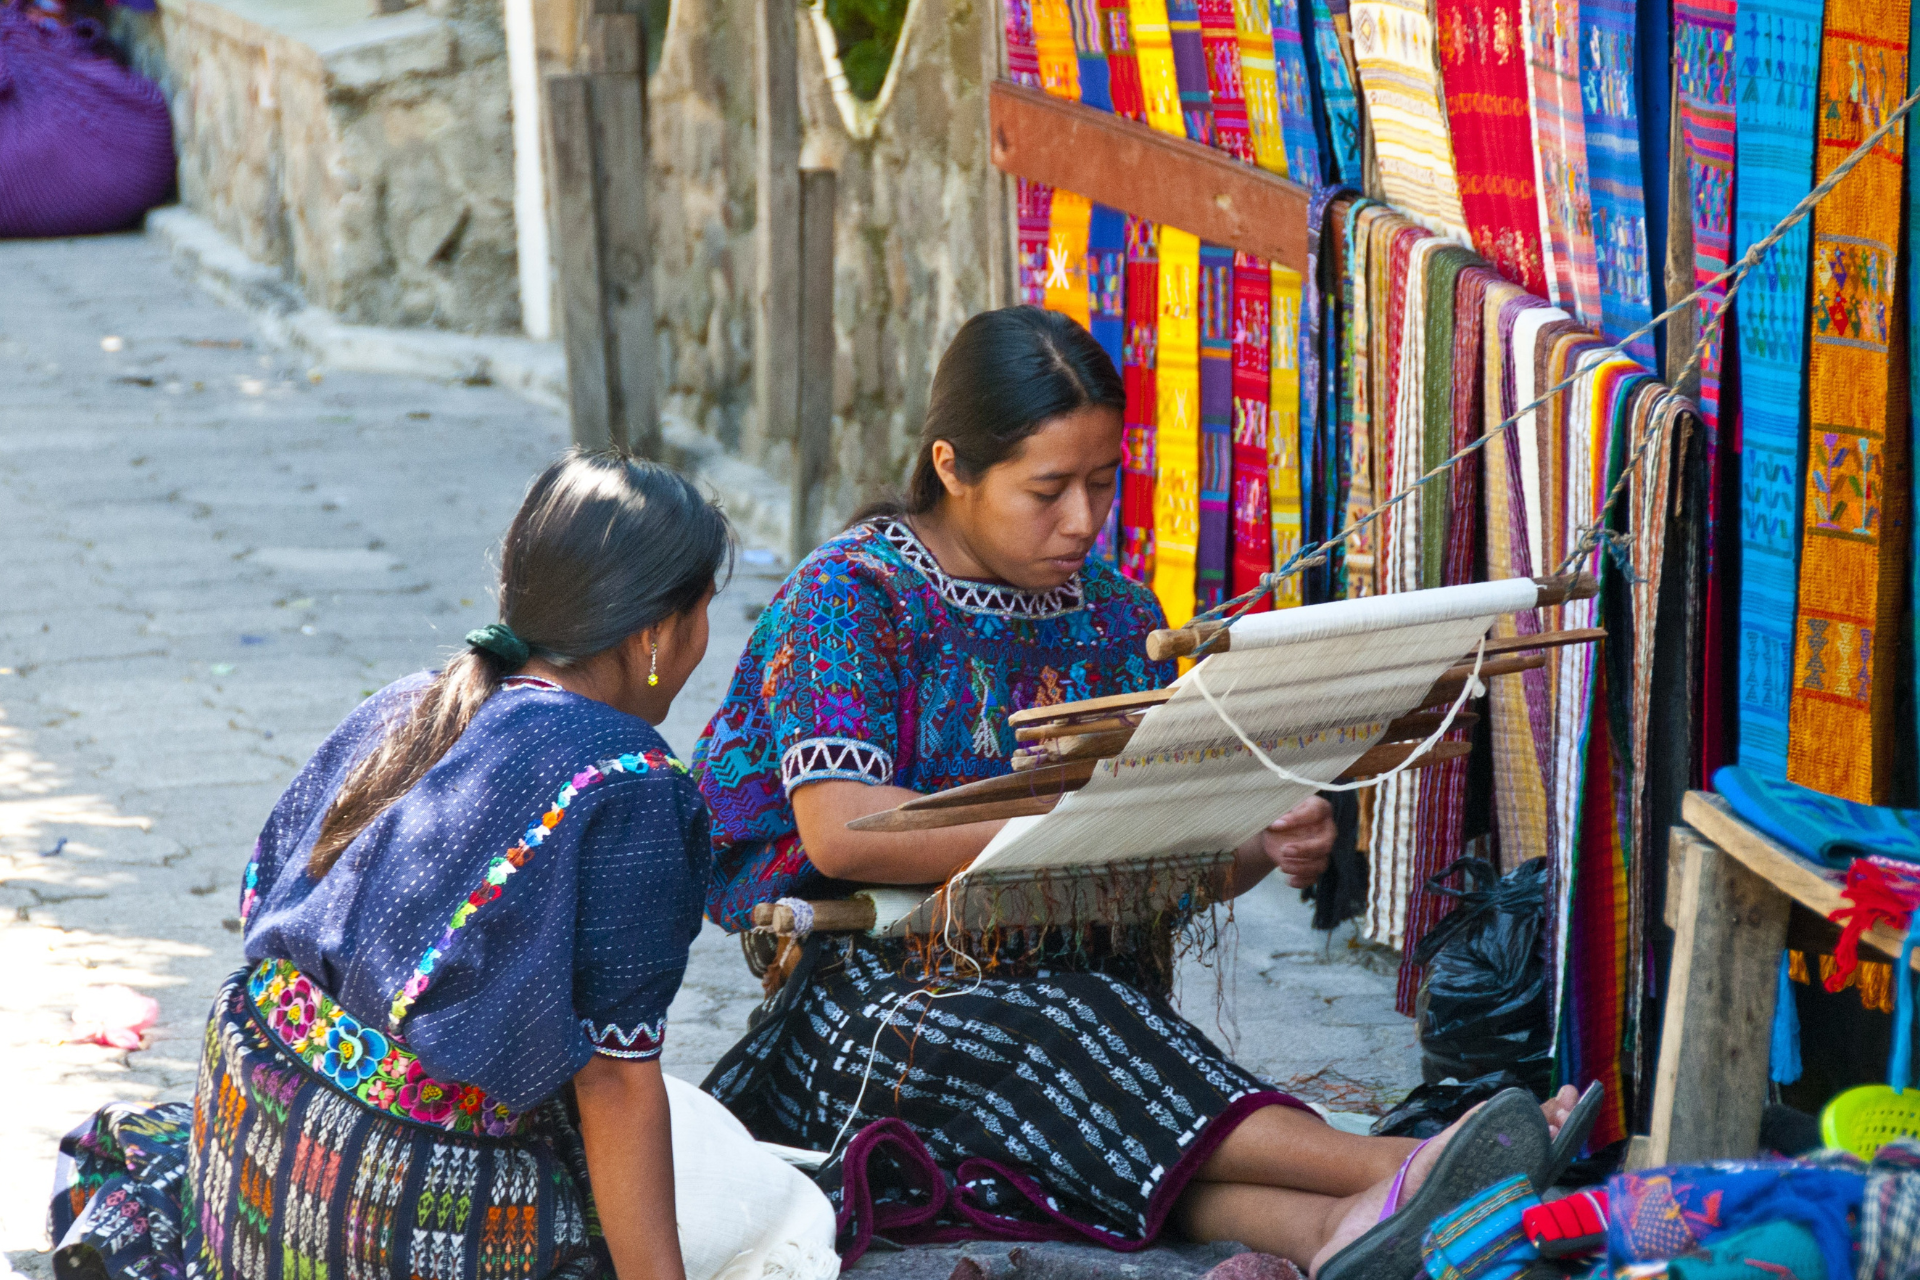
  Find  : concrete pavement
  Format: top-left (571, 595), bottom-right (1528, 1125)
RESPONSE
top-left (0, 229), bottom-right (1418, 1276)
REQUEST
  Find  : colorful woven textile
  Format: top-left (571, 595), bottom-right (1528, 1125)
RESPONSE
top-left (1715, 764), bottom-right (1920, 865)
top-left (1102, 0), bottom-right (1149, 117)
top-left (1525, 0), bottom-right (1602, 326)
top-left (1007, 0), bottom-right (1043, 84)
top-left (1308, 0), bottom-right (1366, 181)
top-left (1044, 188), bottom-right (1094, 329)
top-left (1122, 217), bottom-right (1160, 584)
top-left (1606, 1162), bottom-right (1866, 1280)
top-left (1074, 0), bottom-right (1115, 108)
top-left (1734, 0), bottom-right (1820, 779)
top-left (1154, 226), bottom-right (1202, 626)
top-left (1017, 180), bottom-right (1055, 307)
top-left (1270, 0), bottom-right (1323, 181)
top-left (1342, 202), bottom-right (1393, 597)
top-left (1270, 263), bottom-right (1306, 607)
top-left (1421, 1173), bottom-right (1539, 1280)
top-left (1035, 0), bottom-right (1082, 94)
top-left (1676, 0), bottom-right (1737, 426)
top-left (1436, 0), bottom-right (1548, 294)
top-left (1580, 0), bottom-right (1656, 366)
top-left (1788, 0), bottom-right (1912, 804)
top-left (1231, 251), bottom-right (1274, 602)
top-left (1197, 241), bottom-right (1235, 610)
top-left (1167, 0), bottom-right (1216, 140)
top-left (1233, 0), bottom-right (1289, 172)
top-left (1350, 0), bottom-right (1472, 239)
top-left (1296, 185), bottom-right (1344, 604)
top-left (1090, 203), bottom-right (1128, 567)
top-left (1130, 0), bottom-right (1190, 132)
top-left (1199, 0), bottom-right (1257, 161)
top-left (1627, 387), bottom-right (1694, 871)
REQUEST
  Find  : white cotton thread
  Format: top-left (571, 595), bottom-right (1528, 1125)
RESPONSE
top-left (776, 897), bottom-right (815, 939)
top-left (1186, 636), bottom-right (1488, 793)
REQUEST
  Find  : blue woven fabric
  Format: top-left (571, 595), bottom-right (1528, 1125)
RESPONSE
top-left (1732, 0), bottom-right (1820, 778)
top-left (1306, 0), bottom-right (1362, 182)
top-left (241, 676), bottom-right (709, 1109)
top-left (1581, 0), bottom-right (1657, 367)
top-left (1270, 0), bottom-right (1324, 183)
top-left (1715, 765), bottom-right (1920, 866)
top-left (1090, 202), bottom-right (1127, 567)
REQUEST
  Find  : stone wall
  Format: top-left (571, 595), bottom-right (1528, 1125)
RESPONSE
top-left (646, 0), bottom-right (1010, 524)
top-left (119, 0), bottom-right (520, 333)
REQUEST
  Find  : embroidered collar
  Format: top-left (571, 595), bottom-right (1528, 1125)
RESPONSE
top-left (502, 675), bottom-right (564, 692)
top-left (876, 519), bottom-right (1086, 620)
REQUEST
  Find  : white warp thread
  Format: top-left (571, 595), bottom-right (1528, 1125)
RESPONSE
top-left (775, 897), bottom-right (815, 939)
top-left (1186, 636), bottom-right (1488, 792)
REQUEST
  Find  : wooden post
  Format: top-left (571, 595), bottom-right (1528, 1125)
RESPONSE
top-left (754, 0), bottom-right (802, 463)
top-left (545, 3), bottom-right (661, 456)
top-left (1645, 826), bottom-right (1791, 1166)
top-left (792, 169), bottom-right (836, 561)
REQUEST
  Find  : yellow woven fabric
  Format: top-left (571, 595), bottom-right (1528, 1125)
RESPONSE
top-left (1349, 0), bottom-right (1471, 239)
top-left (1235, 0), bottom-right (1290, 174)
top-left (1130, 0), bottom-right (1188, 134)
top-left (1787, 0), bottom-right (1912, 803)
top-left (1033, 0), bottom-right (1082, 96)
top-left (1154, 226), bottom-right (1203, 627)
top-left (1269, 264), bottom-right (1305, 607)
top-left (1044, 189), bottom-right (1094, 328)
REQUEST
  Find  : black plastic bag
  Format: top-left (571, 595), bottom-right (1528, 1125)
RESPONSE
top-left (1413, 857), bottom-right (1553, 1095)
top-left (1370, 1070), bottom-right (1535, 1138)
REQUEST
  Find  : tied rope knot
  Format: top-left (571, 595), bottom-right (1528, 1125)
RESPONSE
top-left (465, 622), bottom-right (531, 667)
top-left (774, 897), bottom-right (816, 939)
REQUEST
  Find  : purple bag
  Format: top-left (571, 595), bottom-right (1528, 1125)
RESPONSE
top-left (0, 1), bottom-right (174, 237)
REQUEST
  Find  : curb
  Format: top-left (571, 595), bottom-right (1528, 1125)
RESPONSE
top-left (145, 206), bottom-right (794, 557)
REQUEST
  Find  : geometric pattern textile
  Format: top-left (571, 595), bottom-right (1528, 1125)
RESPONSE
top-left (1436, 0), bottom-right (1550, 295)
top-left (1734, 0), bottom-right (1819, 779)
top-left (1525, 0), bottom-right (1603, 327)
top-left (1131, 0), bottom-right (1192, 133)
top-left (1198, 240), bottom-right (1237, 611)
top-left (1123, 216), bottom-right (1162, 584)
top-left (1580, 0), bottom-right (1657, 367)
top-left (1232, 251), bottom-right (1276, 603)
top-left (1200, 0), bottom-right (1259, 162)
top-left (1350, 0), bottom-right (1473, 239)
top-left (1309, 0), bottom-right (1367, 182)
top-left (1155, 226), bottom-right (1204, 627)
top-left (1271, 263), bottom-right (1307, 607)
top-left (1234, 0), bottom-right (1291, 172)
top-left (1788, 0), bottom-right (1912, 804)
top-left (1270, 0), bottom-right (1324, 182)
top-left (1169, 0), bottom-right (1218, 141)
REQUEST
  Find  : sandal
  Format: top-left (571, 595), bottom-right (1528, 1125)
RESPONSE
top-left (1316, 1088), bottom-right (1550, 1280)
top-left (1536, 1081), bottom-right (1605, 1189)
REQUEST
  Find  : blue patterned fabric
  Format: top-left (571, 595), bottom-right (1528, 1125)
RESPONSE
top-left (1091, 203), bottom-right (1128, 568)
top-left (1307, 0), bottom-right (1363, 182)
top-left (1581, 0), bottom-right (1657, 367)
top-left (1734, 0), bottom-right (1819, 779)
top-left (1271, 0), bottom-right (1325, 183)
top-left (1715, 765), bottom-right (1920, 867)
top-left (241, 675), bottom-right (709, 1110)
top-left (694, 518), bottom-right (1174, 932)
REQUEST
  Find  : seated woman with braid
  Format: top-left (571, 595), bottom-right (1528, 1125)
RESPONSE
top-left (694, 307), bottom-right (1589, 1278)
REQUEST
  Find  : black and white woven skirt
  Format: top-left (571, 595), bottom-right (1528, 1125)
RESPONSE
top-left (702, 939), bottom-right (1312, 1262)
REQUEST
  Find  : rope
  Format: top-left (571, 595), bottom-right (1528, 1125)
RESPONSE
top-left (1182, 82), bottom-right (1920, 654)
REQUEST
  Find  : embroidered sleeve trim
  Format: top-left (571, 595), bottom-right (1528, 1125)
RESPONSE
top-left (780, 737), bottom-right (895, 790)
top-left (582, 1016), bottom-right (667, 1060)
top-left (385, 748), bottom-right (689, 1036)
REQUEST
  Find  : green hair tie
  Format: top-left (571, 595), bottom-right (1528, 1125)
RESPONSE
top-left (465, 622), bottom-right (531, 667)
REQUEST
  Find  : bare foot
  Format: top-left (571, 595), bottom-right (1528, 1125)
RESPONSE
top-left (1306, 1086), bottom-right (1579, 1278)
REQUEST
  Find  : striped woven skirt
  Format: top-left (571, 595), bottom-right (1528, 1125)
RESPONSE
top-left (49, 968), bottom-right (608, 1280)
top-left (703, 939), bottom-right (1311, 1263)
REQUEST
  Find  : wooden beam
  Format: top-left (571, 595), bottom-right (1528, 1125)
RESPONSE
top-left (792, 169), bottom-right (836, 561)
top-left (1645, 827), bottom-right (1788, 1166)
top-left (988, 80), bottom-right (1310, 272)
top-left (754, 0), bottom-right (802, 462)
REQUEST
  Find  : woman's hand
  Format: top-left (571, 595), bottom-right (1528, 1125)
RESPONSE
top-left (574, 1054), bottom-right (686, 1280)
top-left (1230, 795), bottom-right (1338, 895)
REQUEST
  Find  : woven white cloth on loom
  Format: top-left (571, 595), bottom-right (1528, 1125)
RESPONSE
top-left (966, 579), bottom-right (1542, 879)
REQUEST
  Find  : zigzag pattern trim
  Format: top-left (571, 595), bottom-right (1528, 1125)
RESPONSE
top-left (878, 519), bottom-right (1086, 619)
top-left (582, 1015), bottom-right (667, 1060)
top-left (781, 736), bottom-right (894, 789)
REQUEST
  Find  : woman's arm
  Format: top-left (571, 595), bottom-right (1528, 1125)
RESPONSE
top-left (1229, 796), bottom-right (1338, 896)
top-left (574, 1054), bottom-right (684, 1280)
top-left (791, 779), bottom-right (1007, 883)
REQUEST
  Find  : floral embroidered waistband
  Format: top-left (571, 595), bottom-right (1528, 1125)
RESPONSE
top-left (247, 958), bottom-right (528, 1139)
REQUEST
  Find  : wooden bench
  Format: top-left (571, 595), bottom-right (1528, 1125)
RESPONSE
top-left (1633, 791), bottom-right (1914, 1168)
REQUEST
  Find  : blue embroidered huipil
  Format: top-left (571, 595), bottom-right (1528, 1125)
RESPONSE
top-left (695, 518), bottom-right (1174, 931)
top-left (242, 674), bottom-right (709, 1111)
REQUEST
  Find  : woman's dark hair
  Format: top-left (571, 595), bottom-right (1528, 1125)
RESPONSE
top-left (854, 305), bottom-right (1125, 523)
top-left (309, 450), bottom-right (735, 876)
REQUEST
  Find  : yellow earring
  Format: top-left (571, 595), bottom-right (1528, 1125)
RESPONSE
top-left (648, 646), bottom-right (659, 687)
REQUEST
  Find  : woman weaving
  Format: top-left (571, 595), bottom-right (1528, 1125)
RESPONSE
top-left (695, 307), bottom-right (1592, 1277)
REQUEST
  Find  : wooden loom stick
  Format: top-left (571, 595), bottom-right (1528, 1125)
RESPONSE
top-left (851, 739), bottom-right (1475, 832)
top-left (1011, 709), bottom-right (1483, 769)
top-left (751, 897), bottom-right (878, 934)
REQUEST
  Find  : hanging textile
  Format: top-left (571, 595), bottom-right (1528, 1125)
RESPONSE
top-left (1167, 0), bottom-right (1217, 140)
top-left (1090, 204), bottom-right (1128, 566)
top-left (1232, 252), bottom-right (1276, 603)
top-left (1328, 198), bottom-right (1374, 598)
top-left (1154, 227), bottom-right (1203, 627)
top-left (1198, 0), bottom-right (1258, 160)
top-left (1007, 0), bottom-right (1053, 309)
top-left (1073, 0), bottom-right (1116, 106)
top-left (1350, 0), bottom-right (1473, 240)
top-left (1628, 388), bottom-right (1694, 891)
top-left (1435, 0), bottom-right (1550, 295)
top-left (1308, 0), bottom-right (1366, 182)
top-left (1677, 0), bottom-right (1739, 780)
top-left (1580, 0), bottom-right (1657, 367)
top-left (1788, 0), bottom-right (1913, 804)
top-left (1270, 0), bottom-right (1324, 182)
top-left (1122, 217), bottom-right (1161, 585)
top-left (1044, 190), bottom-right (1094, 328)
top-left (1198, 241), bottom-right (1236, 611)
top-left (1130, 0), bottom-right (1192, 132)
top-left (1343, 202), bottom-right (1394, 598)
top-left (1733, 0), bottom-right (1819, 779)
top-left (1524, 0), bottom-right (1603, 327)
top-left (1271, 264), bottom-right (1306, 607)
top-left (1008, 0), bottom-right (1044, 84)
top-left (1298, 185), bottom-right (1346, 605)
top-left (1035, 0), bottom-right (1083, 94)
top-left (1233, 0), bottom-right (1290, 172)
top-left (1101, 0), bottom-right (1149, 118)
